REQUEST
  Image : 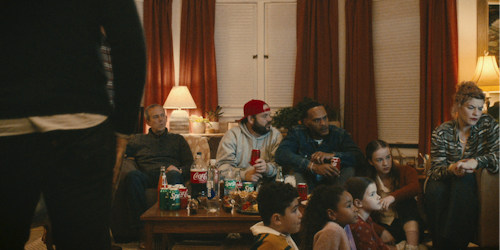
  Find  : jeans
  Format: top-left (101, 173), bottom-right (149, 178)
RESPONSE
top-left (425, 174), bottom-right (478, 249)
top-left (124, 169), bottom-right (183, 229)
top-left (0, 120), bottom-right (115, 250)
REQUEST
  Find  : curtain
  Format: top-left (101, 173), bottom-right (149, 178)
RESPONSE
top-left (344, 0), bottom-right (378, 154)
top-left (418, 0), bottom-right (458, 158)
top-left (293, 0), bottom-right (340, 114)
top-left (143, 0), bottom-right (175, 131)
top-left (179, 0), bottom-right (218, 119)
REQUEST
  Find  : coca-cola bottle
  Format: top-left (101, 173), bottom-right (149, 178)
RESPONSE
top-left (190, 152), bottom-right (207, 200)
top-left (235, 170), bottom-right (243, 190)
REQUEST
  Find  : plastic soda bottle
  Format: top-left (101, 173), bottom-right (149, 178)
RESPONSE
top-left (224, 168), bottom-right (236, 196)
top-left (157, 166), bottom-right (167, 206)
top-left (275, 166), bottom-right (284, 182)
top-left (190, 152), bottom-right (207, 200)
top-left (235, 170), bottom-right (243, 190)
top-left (207, 159), bottom-right (220, 212)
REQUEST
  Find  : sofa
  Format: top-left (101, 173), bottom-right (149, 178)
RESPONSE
top-left (110, 135), bottom-right (210, 243)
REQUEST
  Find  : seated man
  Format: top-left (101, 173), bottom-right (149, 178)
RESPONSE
top-left (124, 104), bottom-right (193, 243)
top-left (216, 99), bottom-right (282, 183)
top-left (275, 101), bottom-right (366, 190)
top-left (250, 182), bottom-right (301, 250)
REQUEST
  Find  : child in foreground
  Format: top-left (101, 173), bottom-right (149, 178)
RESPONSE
top-left (250, 182), bottom-right (301, 250)
top-left (300, 185), bottom-right (359, 250)
top-left (345, 177), bottom-right (395, 250)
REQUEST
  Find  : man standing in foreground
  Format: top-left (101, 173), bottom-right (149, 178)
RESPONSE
top-left (217, 100), bottom-right (283, 183)
top-left (0, 1), bottom-right (146, 249)
top-left (276, 101), bottom-right (366, 190)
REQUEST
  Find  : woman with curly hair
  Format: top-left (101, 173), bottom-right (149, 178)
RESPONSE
top-left (425, 81), bottom-right (499, 249)
top-left (300, 185), bottom-right (358, 250)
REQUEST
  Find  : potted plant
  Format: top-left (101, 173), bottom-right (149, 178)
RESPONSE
top-left (189, 115), bottom-right (210, 134)
top-left (206, 106), bottom-right (223, 132)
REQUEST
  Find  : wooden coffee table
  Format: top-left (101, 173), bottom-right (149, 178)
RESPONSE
top-left (140, 203), bottom-right (261, 250)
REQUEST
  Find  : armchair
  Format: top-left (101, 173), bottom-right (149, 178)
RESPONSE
top-left (423, 160), bottom-right (499, 247)
top-left (110, 134), bottom-right (210, 243)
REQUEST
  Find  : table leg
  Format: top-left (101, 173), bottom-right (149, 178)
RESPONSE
top-left (163, 234), bottom-right (175, 250)
top-left (144, 223), bottom-right (154, 250)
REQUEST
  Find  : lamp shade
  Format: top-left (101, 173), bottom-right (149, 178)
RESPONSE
top-left (163, 86), bottom-right (197, 109)
top-left (471, 55), bottom-right (500, 92)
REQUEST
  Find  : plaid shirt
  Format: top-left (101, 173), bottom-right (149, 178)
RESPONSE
top-left (428, 114), bottom-right (499, 180)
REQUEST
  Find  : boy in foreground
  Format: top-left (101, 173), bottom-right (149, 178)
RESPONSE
top-left (250, 182), bottom-right (302, 250)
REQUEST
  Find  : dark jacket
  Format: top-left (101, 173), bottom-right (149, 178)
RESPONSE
top-left (275, 124), bottom-right (367, 182)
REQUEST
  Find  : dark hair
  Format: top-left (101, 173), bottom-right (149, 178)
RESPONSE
top-left (300, 185), bottom-right (345, 250)
top-left (240, 115), bottom-right (256, 125)
top-left (144, 104), bottom-right (163, 121)
top-left (344, 177), bottom-right (375, 201)
top-left (365, 139), bottom-right (400, 191)
top-left (257, 182), bottom-right (299, 226)
top-left (452, 81), bottom-right (485, 116)
top-left (300, 101), bottom-right (323, 120)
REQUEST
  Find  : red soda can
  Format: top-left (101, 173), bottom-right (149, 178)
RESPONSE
top-left (249, 149), bottom-right (260, 165)
top-left (178, 186), bottom-right (188, 209)
top-left (331, 157), bottom-right (341, 170)
top-left (297, 183), bottom-right (308, 202)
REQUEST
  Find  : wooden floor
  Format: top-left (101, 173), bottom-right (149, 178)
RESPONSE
top-left (26, 226), bottom-right (494, 250)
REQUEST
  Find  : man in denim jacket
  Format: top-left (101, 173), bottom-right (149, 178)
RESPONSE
top-left (276, 102), bottom-right (366, 190)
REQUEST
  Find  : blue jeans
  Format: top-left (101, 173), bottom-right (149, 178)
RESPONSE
top-left (0, 119), bottom-right (115, 250)
top-left (124, 169), bottom-right (183, 229)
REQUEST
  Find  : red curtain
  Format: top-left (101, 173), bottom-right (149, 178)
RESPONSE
top-left (143, 0), bottom-right (175, 115)
top-left (179, 0), bottom-right (218, 118)
top-left (293, 0), bottom-right (340, 113)
top-left (344, 0), bottom-right (378, 154)
top-left (418, 0), bottom-right (458, 158)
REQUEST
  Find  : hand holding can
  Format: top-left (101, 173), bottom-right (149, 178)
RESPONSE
top-left (249, 149), bottom-right (260, 165)
top-left (331, 157), bottom-right (341, 171)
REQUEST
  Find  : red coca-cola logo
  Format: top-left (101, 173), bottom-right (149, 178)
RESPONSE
top-left (190, 171), bottom-right (207, 184)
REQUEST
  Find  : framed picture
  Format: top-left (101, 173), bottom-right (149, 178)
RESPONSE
top-left (478, 0), bottom-right (499, 65)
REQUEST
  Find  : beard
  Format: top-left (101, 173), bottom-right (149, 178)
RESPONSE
top-left (252, 121), bottom-right (271, 135)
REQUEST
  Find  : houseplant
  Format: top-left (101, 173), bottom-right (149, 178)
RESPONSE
top-left (206, 106), bottom-right (224, 132)
top-left (189, 115), bottom-right (210, 134)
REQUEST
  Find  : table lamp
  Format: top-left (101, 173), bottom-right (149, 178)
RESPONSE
top-left (471, 52), bottom-right (500, 93)
top-left (163, 86), bottom-right (197, 134)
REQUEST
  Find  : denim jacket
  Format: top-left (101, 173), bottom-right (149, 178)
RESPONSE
top-left (275, 125), bottom-right (366, 182)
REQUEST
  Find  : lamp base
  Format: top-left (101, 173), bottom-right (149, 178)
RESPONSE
top-left (169, 110), bottom-right (189, 134)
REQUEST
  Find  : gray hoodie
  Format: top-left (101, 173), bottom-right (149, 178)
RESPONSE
top-left (216, 123), bottom-right (283, 182)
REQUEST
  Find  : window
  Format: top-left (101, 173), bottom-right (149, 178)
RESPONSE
top-left (215, 1), bottom-right (297, 117)
top-left (372, 0), bottom-right (420, 144)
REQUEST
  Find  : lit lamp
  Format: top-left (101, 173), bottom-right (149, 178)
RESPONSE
top-left (471, 53), bottom-right (500, 111)
top-left (163, 86), bottom-right (197, 134)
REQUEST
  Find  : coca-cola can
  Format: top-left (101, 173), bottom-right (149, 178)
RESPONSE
top-left (297, 183), bottom-right (308, 202)
top-left (331, 157), bottom-right (341, 170)
top-left (249, 149), bottom-right (260, 165)
top-left (178, 186), bottom-right (188, 209)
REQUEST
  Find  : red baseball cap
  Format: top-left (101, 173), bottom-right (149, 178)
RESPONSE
top-left (239, 99), bottom-right (271, 121)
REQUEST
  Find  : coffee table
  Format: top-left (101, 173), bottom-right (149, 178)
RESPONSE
top-left (140, 203), bottom-right (261, 250)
